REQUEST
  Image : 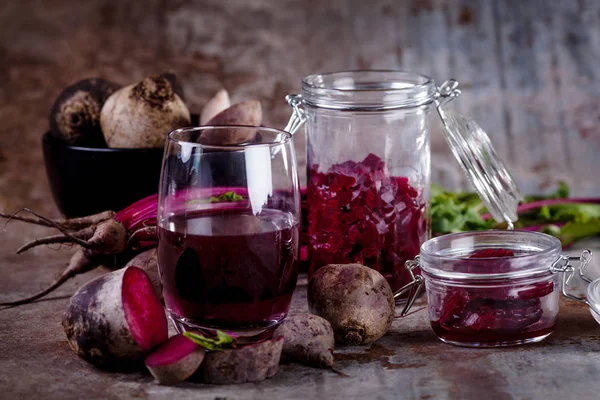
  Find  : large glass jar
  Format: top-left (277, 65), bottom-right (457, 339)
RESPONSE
top-left (298, 71), bottom-right (437, 293)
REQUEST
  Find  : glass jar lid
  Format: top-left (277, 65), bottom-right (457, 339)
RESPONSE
top-left (301, 70), bottom-right (437, 110)
top-left (419, 230), bottom-right (563, 281)
top-left (435, 80), bottom-right (522, 226)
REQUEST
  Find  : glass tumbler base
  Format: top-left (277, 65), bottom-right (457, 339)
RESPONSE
top-left (437, 331), bottom-right (553, 348)
top-left (168, 312), bottom-right (282, 344)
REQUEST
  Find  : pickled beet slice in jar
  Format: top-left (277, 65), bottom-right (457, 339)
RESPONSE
top-left (436, 247), bottom-right (553, 336)
top-left (460, 298), bottom-right (544, 331)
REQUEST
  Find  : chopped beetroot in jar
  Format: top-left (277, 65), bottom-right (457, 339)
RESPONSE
top-left (430, 248), bottom-right (557, 345)
top-left (307, 153), bottom-right (426, 291)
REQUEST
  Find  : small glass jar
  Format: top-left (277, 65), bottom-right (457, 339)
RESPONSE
top-left (416, 230), bottom-right (564, 347)
top-left (293, 71), bottom-right (437, 293)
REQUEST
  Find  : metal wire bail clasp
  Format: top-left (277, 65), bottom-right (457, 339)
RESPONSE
top-left (271, 94), bottom-right (308, 158)
top-left (551, 249), bottom-right (598, 315)
top-left (435, 79), bottom-right (461, 109)
top-left (283, 94), bottom-right (307, 135)
top-left (393, 256), bottom-right (425, 316)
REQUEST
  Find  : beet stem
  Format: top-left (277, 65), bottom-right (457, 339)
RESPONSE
top-left (16, 226), bottom-right (97, 254)
top-left (0, 249), bottom-right (96, 306)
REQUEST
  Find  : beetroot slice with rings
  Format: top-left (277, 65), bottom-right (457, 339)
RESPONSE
top-left (122, 267), bottom-right (169, 352)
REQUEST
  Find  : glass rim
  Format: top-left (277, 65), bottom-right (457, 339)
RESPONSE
top-left (301, 69), bottom-right (437, 110)
top-left (419, 230), bottom-right (563, 280)
top-left (167, 125), bottom-right (292, 150)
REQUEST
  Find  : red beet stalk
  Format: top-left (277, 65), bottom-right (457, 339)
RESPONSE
top-left (480, 198), bottom-right (600, 221)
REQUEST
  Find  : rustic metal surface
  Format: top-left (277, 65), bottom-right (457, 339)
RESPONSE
top-left (0, 231), bottom-right (599, 400)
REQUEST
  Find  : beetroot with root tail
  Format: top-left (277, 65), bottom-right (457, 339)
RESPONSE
top-left (0, 206), bottom-right (144, 307)
top-left (308, 263), bottom-right (395, 345)
top-left (274, 313), bottom-right (335, 368)
top-left (62, 266), bottom-right (168, 368)
top-left (145, 334), bottom-right (205, 385)
top-left (199, 100), bottom-right (262, 145)
top-left (200, 336), bottom-right (283, 384)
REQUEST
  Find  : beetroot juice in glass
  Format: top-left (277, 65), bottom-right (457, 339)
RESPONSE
top-left (157, 126), bottom-right (301, 339)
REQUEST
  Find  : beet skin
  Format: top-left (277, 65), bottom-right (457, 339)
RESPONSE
top-left (308, 263), bottom-right (395, 345)
top-left (62, 266), bottom-right (168, 368)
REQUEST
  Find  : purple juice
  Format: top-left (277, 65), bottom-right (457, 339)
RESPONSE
top-left (158, 209), bottom-right (299, 332)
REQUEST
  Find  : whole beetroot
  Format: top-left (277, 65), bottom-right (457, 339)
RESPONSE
top-left (100, 74), bottom-right (191, 148)
top-left (49, 78), bottom-right (120, 146)
top-left (308, 263), bottom-right (395, 345)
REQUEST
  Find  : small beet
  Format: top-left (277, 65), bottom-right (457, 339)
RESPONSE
top-left (49, 78), bottom-right (120, 146)
top-left (101, 74), bottom-right (191, 148)
top-left (125, 248), bottom-right (161, 300)
top-left (201, 336), bottom-right (283, 384)
top-left (62, 266), bottom-right (168, 368)
top-left (200, 100), bottom-right (262, 145)
top-left (308, 263), bottom-right (395, 345)
top-left (145, 334), bottom-right (205, 385)
top-left (274, 313), bottom-right (335, 368)
top-left (200, 89), bottom-right (230, 125)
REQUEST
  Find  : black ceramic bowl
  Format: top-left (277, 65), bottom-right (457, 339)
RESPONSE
top-left (42, 132), bottom-right (164, 218)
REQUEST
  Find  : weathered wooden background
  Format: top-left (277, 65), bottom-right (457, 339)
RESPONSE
top-left (0, 0), bottom-right (599, 217)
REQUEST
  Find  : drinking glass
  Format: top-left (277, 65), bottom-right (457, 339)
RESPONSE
top-left (157, 126), bottom-right (301, 339)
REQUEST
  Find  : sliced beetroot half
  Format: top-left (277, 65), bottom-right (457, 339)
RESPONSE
top-left (122, 267), bottom-right (169, 352)
top-left (63, 266), bottom-right (168, 368)
top-left (125, 248), bottom-right (161, 301)
top-left (201, 336), bottom-right (283, 384)
top-left (145, 334), bottom-right (205, 385)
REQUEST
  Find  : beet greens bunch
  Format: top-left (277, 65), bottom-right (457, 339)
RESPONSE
top-left (431, 181), bottom-right (600, 246)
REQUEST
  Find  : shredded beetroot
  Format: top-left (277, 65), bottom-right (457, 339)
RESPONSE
top-left (307, 153), bottom-right (425, 291)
